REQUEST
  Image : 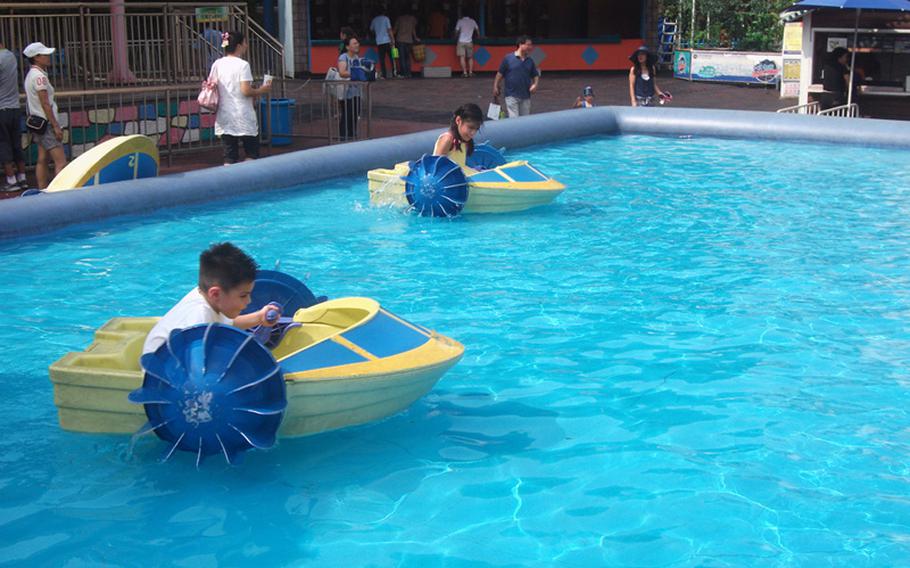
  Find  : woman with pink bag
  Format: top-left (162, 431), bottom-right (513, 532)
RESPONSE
top-left (207, 31), bottom-right (271, 165)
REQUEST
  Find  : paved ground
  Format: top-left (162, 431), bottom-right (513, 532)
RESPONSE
top-left (157, 70), bottom-right (785, 174)
top-left (2, 70), bottom-right (787, 195)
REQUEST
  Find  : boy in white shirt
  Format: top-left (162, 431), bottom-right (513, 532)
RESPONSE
top-left (142, 243), bottom-right (278, 355)
top-left (454, 15), bottom-right (479, 77)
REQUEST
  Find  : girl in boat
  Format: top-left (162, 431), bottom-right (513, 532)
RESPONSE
top-left (433, 103), bottom-right (484, 167)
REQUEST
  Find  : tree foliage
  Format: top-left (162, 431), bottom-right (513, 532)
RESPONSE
top-left (661, 0), bottom-right (795, 52)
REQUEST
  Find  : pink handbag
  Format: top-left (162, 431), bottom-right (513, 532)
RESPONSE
top-left (197, 71), bottom-right (219, 111)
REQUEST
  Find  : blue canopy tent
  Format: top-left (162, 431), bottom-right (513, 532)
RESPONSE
top-left (782, 0), bottom-right (910, 106)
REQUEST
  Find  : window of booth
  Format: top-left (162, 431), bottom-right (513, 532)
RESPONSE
top-left (309, 0), bottom-right (643, 42)
top-left (812, 30), bottom-right (910, 87)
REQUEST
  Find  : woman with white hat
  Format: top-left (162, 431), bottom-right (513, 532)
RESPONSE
top-left (23, 42), bottom-right (66, 189)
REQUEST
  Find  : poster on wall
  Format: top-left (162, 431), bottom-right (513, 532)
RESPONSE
top-left (783, 58), bottom-right (801, 82)
top-left (781, 57), bottom-right (802, 99)
top-left (827, 37), bottom-right (848, 52)
top-left (686, 51), bottom-right (781, 84)
top-left (783, 22), bottom-right (803, 54)
top-left (673, 49), bottom-right (692, 79)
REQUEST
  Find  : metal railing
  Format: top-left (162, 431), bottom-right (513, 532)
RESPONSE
top-left (777, 101), bottom-right (820, 115)
top-left (0, 3), bottom-right (284, 91)
top-left (19, 79), bottom-right (375, 168)
top-left (777, 101), bottom-right (859, 118)
top-left (20, 84), bottom-right (282, 168)
top-left (321, 81), bottom-right (373, 144)
top-left (818, 103), bottom-right (859, 118)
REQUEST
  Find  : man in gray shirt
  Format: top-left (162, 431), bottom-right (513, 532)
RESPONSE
top-left (0, 38), bottom-right (27, 191)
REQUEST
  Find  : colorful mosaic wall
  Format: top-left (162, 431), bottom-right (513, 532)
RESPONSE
top-left (22, 100), bottom-right (215, 162)
top-left (311, 40), bottom-right (644, 74)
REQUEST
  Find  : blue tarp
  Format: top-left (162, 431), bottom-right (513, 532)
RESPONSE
top-left (783, 0), bottom-right (910, 11)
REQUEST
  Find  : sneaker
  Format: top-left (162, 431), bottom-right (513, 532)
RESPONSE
top-left (17, 179), bottom-right (28, 191)
top-left (1, 182), bottom-right (20, 193)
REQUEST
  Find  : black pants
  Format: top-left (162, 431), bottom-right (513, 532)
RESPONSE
top-left (221, 134), bottom-right (260, 163)
top-left (0, 108), bottom-right (24, 165)
top-left (377, 43), bottom-right (393, 78)
top-left (339, 97), bottom-right (362, 141)
top-left (819, 92), bottom-right (846, 111)
top-left (398, 43), bottom-right (412, 77)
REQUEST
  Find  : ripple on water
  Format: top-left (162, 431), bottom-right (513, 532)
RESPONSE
top-left (1, 134), bottom-right (909, 565)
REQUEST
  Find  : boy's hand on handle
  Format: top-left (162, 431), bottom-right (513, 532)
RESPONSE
top-left (259, 303), bottom-right (282, 327)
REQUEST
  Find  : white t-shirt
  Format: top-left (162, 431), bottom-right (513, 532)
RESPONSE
top-left (370, 15), bottom-right (392, 45)
top-left (210, 56), bottom-right (258, 137)
top-left (142, 288), bottom-right (233, 354)
top-left (24, 66), bottom-right (57, 120)
top-left (455, 17), bottom-right (478, 44)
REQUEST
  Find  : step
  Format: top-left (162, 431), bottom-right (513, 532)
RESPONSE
top-left (422, 66), bottom-right (452, 78)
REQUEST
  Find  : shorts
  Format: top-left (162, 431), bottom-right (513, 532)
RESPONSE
top-left (31, 122), bottom-right (62, 151)
top-left (504, 96), bottom-right (531, 118)
top-left (0, 108), bottom-right (24, 163)
top-left (636, 96), bottom-right (654, 107)
top-left (221, 134), bottom-right (260, 163)
top-left (456, 42), bottom-right (474, 58)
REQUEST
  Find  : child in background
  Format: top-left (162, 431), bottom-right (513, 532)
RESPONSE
top-left (433, 103), bottom-right (484, 165)
top-left (573, 85), bottom-right (595, 108)
top-left (142, 242), bottom-right (278, 355)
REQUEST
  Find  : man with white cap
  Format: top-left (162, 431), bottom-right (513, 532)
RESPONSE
top-left (23, 42), bottom-right (66, 189)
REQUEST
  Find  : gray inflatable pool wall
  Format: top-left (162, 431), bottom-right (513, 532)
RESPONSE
top-left (2, 106), bottom-right (909, 240)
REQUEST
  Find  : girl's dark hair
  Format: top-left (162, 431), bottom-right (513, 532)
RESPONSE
top-left (224, 31), bottom-right (245, 54)
top-left (340, 26), bottom-right (355, 39)
top-left (343, 35), bottom-right (359, 49)
top-left (633, 54), bottom-right (654, 78)
top-left (449, 103), bottom-right (484, 156)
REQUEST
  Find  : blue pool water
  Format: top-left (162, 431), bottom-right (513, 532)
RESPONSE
top-left (2, 134), bottom-right (910, 566)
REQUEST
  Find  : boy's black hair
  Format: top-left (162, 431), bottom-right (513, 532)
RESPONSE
top-left (830, 47), bottom-right (849, 62)
top-left (199, 242), bottom-right (258, 291)
top-left (224, 31), bottom-right (245, 55)
top-left (516, 35), bottom-right (532, 47)
top-left (449, 103), bottom-right (484, 156)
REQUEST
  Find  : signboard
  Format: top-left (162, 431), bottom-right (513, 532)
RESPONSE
top-left (781, 57), bottom-right (802, 98)
top-left (195, 6), bottom-right (229, 23)
top-left (783, 23), bottom-right (803, 54)
top-left (676, 50), bottom-right (781, 84)
top-left (673, 49), bottom-right (692, 80)
top-left (783, 58), bottom-right (801, 81)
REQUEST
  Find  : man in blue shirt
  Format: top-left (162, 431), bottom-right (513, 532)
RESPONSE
top-left (492, 36), bottom-right (540, 118)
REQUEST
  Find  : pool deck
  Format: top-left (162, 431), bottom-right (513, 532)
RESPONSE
top-left (158, 71), bottom-right (786, 174)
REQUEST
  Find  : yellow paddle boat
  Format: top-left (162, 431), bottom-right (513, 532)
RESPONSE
top-left (367, 143), bottom-right (565, 216)
top-left (46, 134), bottom-right (159, 192)
top-left (48, 273), bottom-right (463, 462)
